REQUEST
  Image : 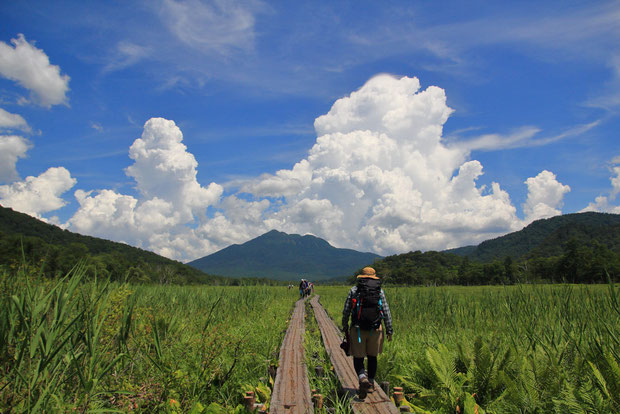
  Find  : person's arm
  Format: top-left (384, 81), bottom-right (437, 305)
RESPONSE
top-left (380, 289), bottom-right (394, 338)
top-left (342, 288), bottom-right (354, 332)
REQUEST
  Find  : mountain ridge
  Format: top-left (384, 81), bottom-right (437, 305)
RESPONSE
top-left (0, 205), bottom-right (213, 284)
top-left (188, 230), bottom-right (382, 281)
top-left (445, 212), bottom-right (620, 262)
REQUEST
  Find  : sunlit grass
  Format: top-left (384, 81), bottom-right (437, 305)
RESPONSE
top-left (317, 283), bottom-right (620, 413)
top-left (0, 266), bottom-right (298, 412)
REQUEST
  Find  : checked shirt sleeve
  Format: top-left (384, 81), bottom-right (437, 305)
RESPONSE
top-left (342, 287), bottom-right (355, 331)
top-left (381, 289), bottom-right (394, 335)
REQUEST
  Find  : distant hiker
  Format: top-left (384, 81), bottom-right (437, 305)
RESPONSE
top-left (299, 279), bottom-right (307, 298)
top-left (342, 267), bottom-right (393, 399)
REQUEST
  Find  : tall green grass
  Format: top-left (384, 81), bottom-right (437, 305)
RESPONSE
top-left (5, 262), bottom-right (618, 413)
top-left (0, 265), bottom-right (298, 412)
top-left (318, 283), bottom-right (620, 413)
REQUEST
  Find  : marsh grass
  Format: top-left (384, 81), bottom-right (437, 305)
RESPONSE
top-left (0, 265), bottom-right (298, 412)
top-left (317, 283), bottom-right (620, 413)
top-left (4, 261), bottom-right (618, 413)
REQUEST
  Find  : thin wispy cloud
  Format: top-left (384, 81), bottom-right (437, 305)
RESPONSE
top-left (90, 122), bottom-right (103, 132)
top-left (103, 41), bottom-right (151, 73)
top-left (159, 0), bottom-right (264, 56)
top-left (454, 120), bottom-right (602, 152)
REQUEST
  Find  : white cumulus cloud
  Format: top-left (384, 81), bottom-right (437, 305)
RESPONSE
top-left (0, 108), bottom-right (31, 133)
top-left (55, 75), bottom-right (576, 262)
top-left (581, 158), bottom-right (620, 214)
top-left (523, 170), bottom-right (571, 224)
top-left (237, 74), bottom-right (530, 255)
top-left (0, 34), bottom-right (70, 108)
top-left (0, 135), bottom-right (32, 183)
top-left (0, 167), bottom-right (76, 217)
top-left (67, 118), bottom-right (223, 261)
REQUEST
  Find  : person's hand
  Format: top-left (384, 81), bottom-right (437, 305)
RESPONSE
top-left (387, 333), bottom-right (393, 342)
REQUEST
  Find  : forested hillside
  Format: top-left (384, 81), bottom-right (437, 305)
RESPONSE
top-left (0, 206), bottom-right (228, 284)
top-left (458, 212), bottom-right (620, 262)
top-left (351, 212), bottom-right (620, 285)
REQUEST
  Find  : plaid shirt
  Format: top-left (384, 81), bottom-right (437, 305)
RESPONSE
top-left (342, 284), bottom-right (393, 335)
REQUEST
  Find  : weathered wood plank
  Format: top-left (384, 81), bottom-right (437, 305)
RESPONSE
top-left (310, 296), bottom-right (399, 414)
top-left (270, 298), bottom-right (313, 414)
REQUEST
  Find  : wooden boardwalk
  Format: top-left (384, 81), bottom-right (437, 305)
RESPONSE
top-left (310, 296), bottom-right (399, 414)
top-left (270, 298), bottom-right (313, 414)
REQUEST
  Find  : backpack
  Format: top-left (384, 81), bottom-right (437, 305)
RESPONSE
top-left (351, 277), bottom-right (383, 330)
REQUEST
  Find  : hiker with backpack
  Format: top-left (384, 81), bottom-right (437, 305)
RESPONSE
top-left (342, 267), bottom-right (393, 399)
top-left (299, 279), bottom-right (307, 298)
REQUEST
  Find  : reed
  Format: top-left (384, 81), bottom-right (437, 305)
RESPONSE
top-left (0, 266), bottom-right (298, 412)
top-left (318, 283), bottom-right (620, 413)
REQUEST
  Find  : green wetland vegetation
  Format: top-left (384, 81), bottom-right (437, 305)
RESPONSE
top-left (1, 264), bottom-right (619, 413)
top-left (319, 284), bottom-right (620, 413)
top-left (0, 265), bottom-right (291, 413)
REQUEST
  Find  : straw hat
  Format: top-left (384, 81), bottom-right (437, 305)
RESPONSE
top-left (356, 266), bottom-right (379, 279)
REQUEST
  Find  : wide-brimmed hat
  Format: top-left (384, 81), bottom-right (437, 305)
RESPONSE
top-left (356, 266), bottom-right (379, 279)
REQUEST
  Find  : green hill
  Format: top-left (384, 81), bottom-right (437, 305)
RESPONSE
top-left (365, 212), bottom-right (620, 285)
top-left (188, 230), bottom-right (382, 281)
top-left (0, 205), bottom-right (215, 284)
top-left (348, 250), bottom-right (464, 285)
top-left (463, 212), bottom-right (620, 262)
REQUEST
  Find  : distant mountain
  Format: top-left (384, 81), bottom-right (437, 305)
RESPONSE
top-left (449, 212), bottom-right (620, 262)
top-left (188, 230), bottom-right (382, 281)
top-left (0, 205), bottom-right (213, 284)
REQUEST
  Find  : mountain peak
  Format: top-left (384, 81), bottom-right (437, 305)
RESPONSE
top-left (188, 230), bottom-right (380, 281)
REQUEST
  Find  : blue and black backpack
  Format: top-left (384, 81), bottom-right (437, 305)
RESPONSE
top-left (351, 277), bottom-right (383, 330)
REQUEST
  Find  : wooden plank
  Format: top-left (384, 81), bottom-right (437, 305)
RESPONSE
top-left (270, 298), bottom-right (314, 414)
top-left (310, 295), bottom-right (399, 414)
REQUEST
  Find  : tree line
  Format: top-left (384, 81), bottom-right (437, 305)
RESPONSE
top-left (353, 238), bottom-right (620, 286)
top-left (0, 231), bottom-right (288, 286)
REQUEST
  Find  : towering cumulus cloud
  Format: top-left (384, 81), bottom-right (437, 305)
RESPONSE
top-left (523, 170), bottom-right (571, 224)
top-left (241, 75), bottom-right (530, 254)
top-left (60, 76), bottom-right (573, 260)
top-left (69, 118), bottom-right (223, 260)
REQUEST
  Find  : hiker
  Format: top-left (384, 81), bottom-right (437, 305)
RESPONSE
top-left (342, 267), bottom-right (393, 399)
top-left (299, 279), bottom-right (307, 298)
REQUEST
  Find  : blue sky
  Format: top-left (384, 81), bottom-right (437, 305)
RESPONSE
top-left (1, 0), bottom-right (619, 262)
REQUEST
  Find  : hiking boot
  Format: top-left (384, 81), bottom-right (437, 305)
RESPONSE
top-left (358, 377), bottom-right (371, 399)
top-left (367, 381), bottom-right (376, 393)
